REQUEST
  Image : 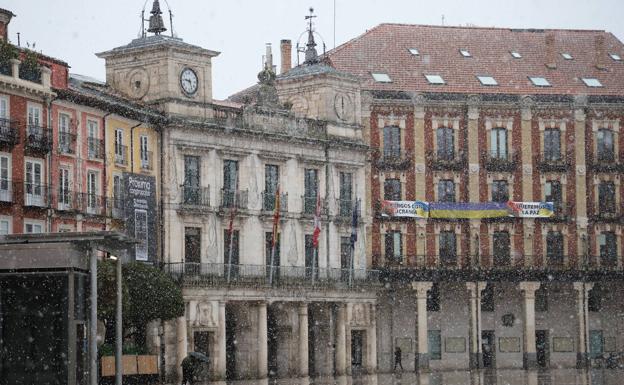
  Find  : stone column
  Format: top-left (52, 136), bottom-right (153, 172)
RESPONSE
top-left (298, 303), bottom-right (309, 377)
top-left (335, 303), bottom-right (347, 375)
top-left (176, 315), bottom-right (188, 381)
top-left (367, 303), bottom-right (377, 373)
top-left (412, 281), bottom-right (433, 371)
top-left (573, 282), bottom-right (594, 369)
top-left (466, 282), bottom-right (487, 369)
top-left (257, 302), bottom-right (268, 378)
top-left (215, 301), bottom-right (227, 380)
top-left (519, 282), bottom-right (541, 369)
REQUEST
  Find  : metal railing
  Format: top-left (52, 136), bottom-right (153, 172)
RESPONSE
top-left (336, 198), bottom-right (359, 218)
top-left (372, 149), bottom-right (413, 171)
top-left (23, 182), bottom-right (50, 207)
top-left (427, 150), bottom-right (467, 171)
top-left (114, 145), bottom-right (128, 166)
top-left (587, 156), bottom-right (624, 173)
top-left (163, 262), bottom-right (381, 289)
top-left (25, 125), bottom-right (51, 153)
top-left (220, 188), bottom-right (248, 209)
top-left (87, 137), bottom-right (104, 160)
top-left (0, 179), bottom-right (14, 203)
top-left (592, 208), bottom-right (623, 222)
top-left (107, 196), bottom-right (125, 219)
top-left (302, 195), bottom-right (328, 215)
top-left (262, 191), bottom-right (288, 212)
top-left (77, 193), bottom-right (107, 216)
top-left (56, 188), bottom-right (76, 211)
top-left (181, 186), bottom-right (210, 207)
top-left (537, 153), bottom-right (570, 172)
top-left (0, 118), bottom-right (19, 147)
top-left (483, 152), bottom-right (518, 172)
top-left (140, 150), bottom-right (153, 170)
top-left (58, 132), bottom-right (76, 154)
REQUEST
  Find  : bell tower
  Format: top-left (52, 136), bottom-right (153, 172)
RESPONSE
top-left (96, 0), bottom-right (219, 117)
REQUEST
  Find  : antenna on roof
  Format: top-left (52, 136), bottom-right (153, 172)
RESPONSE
top-left (441, 14), bottom-right (445, 26)
top-left (333, 0), bottom-right (336, 48)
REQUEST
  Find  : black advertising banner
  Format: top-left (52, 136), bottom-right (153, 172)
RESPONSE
top-left (123, 173), bottom-right (157, 261)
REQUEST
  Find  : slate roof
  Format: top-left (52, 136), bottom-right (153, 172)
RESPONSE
top-left (324, 23), bottom-right (624, 96)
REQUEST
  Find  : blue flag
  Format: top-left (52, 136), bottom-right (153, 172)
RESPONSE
top-left (350, 198), bottom-right (359, 248)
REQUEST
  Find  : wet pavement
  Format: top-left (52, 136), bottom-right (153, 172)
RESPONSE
top-left (217, 369), bottom-right (624, 385)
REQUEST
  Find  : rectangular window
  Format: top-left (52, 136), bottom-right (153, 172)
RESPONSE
top-left (493, 231), bottom-right (510, 266)
top-left (545, 180), bottom-right (562, 214)
top-left (87, 120), bottom-right (99, 159)
top-left (491, 180), bottom-right (509, 202)
top-left (304, 168), bottom-right (318, 214)
top-left (183, 155), bottom-right (200, 204)
top-left (184, 227), bottom-right (201, 264)
top-left (24, 222), bottom-right (43, 234)
top-left (58, 168), bottom-right (71, 208)
top-left (371, 73), bottom-right (391, 83)
top-left (424, 74), bottom-right (445, 84)
top-left (25, 160), bottom-right (44, 206)
top-left (477, 75), bottom-right (498, 86)
top-left (140, 135), bottom-right (150, 168)
top-left (223, 229), bottom-right (240, 266)
top-left (0, 96), bottom-right (7, 119)
top-left (582, 78), bottom-right (602, 87)
top-left (589, 330), bottom-right (603, 359)
top-left (588, 287), bottom-right (602, 312)
top-left (114, 129), bottom-right (125, 164)
top-left (535, 288), bottom-right (548, 312)
top-left (134, 209), bottom-right (148, 261)
top-left (383, 126), bottom-right (401, 158)
top-left (546, 231), bottom-right (564, 266)
top-left (304, 234), bottom-right (319, 279)
top-left (263, 164), bottom-right (279, 210)
top-left (598, 181), bottom-right (616, 214)
top-left (481, 284), bottom-right (494, 312)
top-left (340, 236), bottom-right (351, 282)
top-left (58, 113), bottom-right (71, 153)
top-left (596, 129), bottom-right (615, 162)
top-left (438, 179), bottom-right (455, 202)
top-left (543, 128), bottom-right (561, 161)
top-left (339, 172), bottom-right (353, 216)
top-left (0, 217), bottom-right (10, 235)
top-left (383, 179), bottom-right (401, 200)
top-left (436, 127), bottom-right (454, 159)
top-left (0, 154), bottom-right (10, 202)
top-left (599, 232), bottom-right (617, 265)
top-left (87, 171), bottom-right (97, 212)
top-left (265, 231), bottom-right (280, 267)
top-left (223, 160), bottom-right (238, 191)
top-left (439, 231), bottom-right (457, 265)
top-left (113, 174), bottom-right (123, 211)
top-left (427, 283), bottom-right (440, 312)
top-left (428, 330), bottom-right (442, 360)
top-left (27, 105), bottom-right (42, 127)
top-left (529, 76), bottom-right (550, 87)
top-left (384, 231), bottom-right (402, 262)
top-left (490, 128), bottom-right (507, 159)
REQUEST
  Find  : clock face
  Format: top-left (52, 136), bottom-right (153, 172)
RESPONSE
top-left (127, 68), bottom-right (149, 99)
top-left (180, 68), bottom-right (198, 96)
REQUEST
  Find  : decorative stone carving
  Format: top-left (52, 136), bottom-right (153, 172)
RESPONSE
top-left (469, 164), bottom-right (480, 174)
top-left (520, 95), bottom-right (535, 109)
top-left (194, 301), bottom-right (216, 327)
top-left (523, 165), bottom-right (533, 175)
top-left (351, 303), bottom-right (370, 326)
top-left (576, 165), bottom-right (586, 175)
top-left (415, 163), bottom-right (426, 173)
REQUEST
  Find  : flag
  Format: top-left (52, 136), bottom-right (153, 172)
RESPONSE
top-left (350, 198), bottom-right (359, 248)
top-left (271, 185), bottom-right (280, 249)
top-left (312, 193), bottom-right (321, 248)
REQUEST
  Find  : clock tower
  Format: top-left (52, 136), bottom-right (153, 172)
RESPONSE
top-left (96, 0), bottom-right (219, 117)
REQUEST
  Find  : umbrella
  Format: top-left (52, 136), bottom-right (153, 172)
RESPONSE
top-left (188, 351), bottom-right (210, 362)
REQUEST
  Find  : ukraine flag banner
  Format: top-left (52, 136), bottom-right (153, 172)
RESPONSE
top-left (428, 202), bottom-right (509, 219)
top-left (381, 200), bottom-right (429, 218)
top-left (507, 201), bottom-right (554, 218)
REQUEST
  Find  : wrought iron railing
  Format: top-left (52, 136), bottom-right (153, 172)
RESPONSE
top-left (483, 152), bottom-right (518, 172)
top-left (427, 150), bottom-right (467, 171)
top-left (0, 118), bottom-right (19, 147)
top-left (536, 153), bottom-right (571, 172)
top-left (181, 186), bottom-right (210, 208)
top-left (58, 132), bottom-right (76, 154)
top-left (77, 193), bottom-right (107, 216)
top-left (114, 145), bottom-right (128, 166)
top-left (163, 262), bottom-right (381, 289)
top-left (140, 150), bottom-right (153, 170)
top-left (23, 182), bottom-right (50, 207)
top-left (87, 137), bottom-right (105, 160)
top-left (262, 191), bottom-right (288, 212)
top-left (220, 188), bottom-right (248, 209)
top-left (25, 125), bottom-right (51, 153)
top-left (372, 149), bottom-right (413, 171)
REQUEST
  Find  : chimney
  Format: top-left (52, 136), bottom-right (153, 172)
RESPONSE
top-left (265, 43), bottom-right (274, 72)
top-left (0, 9), bottom-right (15, 42)
top-left (595, 34), bottom-right (607, 70)
top-left (545, 33), bottom-right (556, 69)
top-left (280, 39), bottom-right (292, 74)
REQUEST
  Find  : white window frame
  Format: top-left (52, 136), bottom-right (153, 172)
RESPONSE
top-left (0, 95), bottom-right (8, 119)
top-left (561, 52), bottom-right (573, 60)
top-left (371, 73), bottom-right (392, 83)
top-left (87, 170), bottom-right (98, 214)
top-left (114, 128), bottom-right (125, 164)
top-left (425, 74), bottom-right (445, 85)
top-left (510, 51), bottom-right (522, 59)
top-left (24, 220), bottom-right (45, 234)
top-left (27, 103), bottom-right (42, 127)
top-left (24, 158), bottom-right (45, 207)
top-left (140, 135), bottom-right (149, 169)
top-left (477, 75), bottom-right (498, 86)
top-left (58, 167), bottom-right (71, 210)
top-left (609, 53), bottom-right (622, 61)
top-left (0, 215), bottom-right (11, 235)
top-left (112, 173), bottom-right (123, 218)
top-left (58, 112), bottom-right (71, 153)
top-left (408, 48), bottom-right (420, 56)
top-left (529, 76), bottom-right (551, 87)
top-left (460, 49), bottom-right (471, 57)
top-left (0, 152), bottom-right (11, 203)
top-left (582, 78), bottom-right (603, 87)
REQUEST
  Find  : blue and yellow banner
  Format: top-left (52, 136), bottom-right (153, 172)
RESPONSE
top-left (381, 200), bottom-right (554, 219)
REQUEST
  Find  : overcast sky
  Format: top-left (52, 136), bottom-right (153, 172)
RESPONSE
top-left (4, 0), bottom-right (624, 99)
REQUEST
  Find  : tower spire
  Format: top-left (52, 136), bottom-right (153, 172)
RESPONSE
top-left (147, 0), bottom-right (167, 35)
top-left (304, 7), bottom-right (319, 65)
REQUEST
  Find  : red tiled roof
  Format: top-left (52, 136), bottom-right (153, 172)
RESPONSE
top-left (325, 24), bottom-right (624, 96)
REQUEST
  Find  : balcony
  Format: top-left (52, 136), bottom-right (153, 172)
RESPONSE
top-left (140, 151), bottom-right (153, 171)
top-left (0, 179), bottom-right (14, 203)
top-left (107, 196), bottom-right (125, 219)
top-left (87, 137), bottom-right (105, 160)
top-left (23, 182), bottom-right (49, 208)
top-left (220, 188), bottom-right (248, 210)
top-left (536, 153), bottom-right (570, 173)
top-left (483, 152), bottom-right (518, 172)
top-left (372, 150), bottom-right (412, 171)
top-left (163, 263), bottom-right (380, 289)
top-left (591, 208), bottom-right (623, 223)
top-left (77, 193), bottom-right (107, 216)
top-left (25, 125), bottom-right (51, 153)
top-left (262, 191), bottom-right (288, 212)
top-left (0, 118), bottom-right (19, 148)
top-left (427, 151), bottom-right (467, 171)
top-left (56, 188), bottom-right (76, 212)
top-left (302, 195), bottom-right (327, 216)
top-left (114, 145), bottom-right (128, 166)
top-left (335, 198), bottom-right (360, 219)
top-left (180, 186), bottom-right (211, 209)
top-left (587, 155), bottom-right (624, 173)
top-left (58, 132), bottom-right (76, 155)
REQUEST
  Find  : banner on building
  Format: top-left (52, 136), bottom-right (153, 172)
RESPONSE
top-left (381, 200), bottom-right (553, 219)
top-left (123, 173), bottom-right (157, 261)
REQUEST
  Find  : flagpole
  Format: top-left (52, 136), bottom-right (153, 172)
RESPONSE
top-left (349, 198), bottom-right (359, 287)
top-left (269, 185), bottom-right (280, 285)
top-left (227, 179), bottom-right (237, 283)
top-left (312, 247), bottom-right (317, 285)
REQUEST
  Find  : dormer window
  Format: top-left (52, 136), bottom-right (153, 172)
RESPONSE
top-left (477, 75), bottom-right (498, 86)
top-left (582, 77), bottom-right (603, 87)
top-left (510, 51), bottom-right (522, 58)
top-left (408, 48), bottom-right (420, 56)
top-left (609, 53), bottom-right (622, 61)
top-left (561, 53), bottom-right (573, 60)
top-left (425, 74), bottom-right (445, 85)
top-left (372, 73), bottom-right (392, 83)
top-left (529, 77), bottom-right (551, 87)
top-left (460, 49), bottom-right (471, 57)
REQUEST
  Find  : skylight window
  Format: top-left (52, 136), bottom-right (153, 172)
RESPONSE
top-left (529, 77), bottom-right (551, 87)
top-left (424, 74), bottom-right (445, 85)
top-left (460, 49), bottom-right (472, 57)
top-left (582, 77), bottom-right (603, 87)
top-left (510, 51), bottom-right (522, 58)
top-left (610, 53), bottom-right (622, 61)
top-left (477, 75), bottom-right (498, 86)
top-left (409, 48), bottom-right (420, 56)
top-left (561, 53), bottom-right (573, 60)
top-left (372, 73), bottom-right (392, 83)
